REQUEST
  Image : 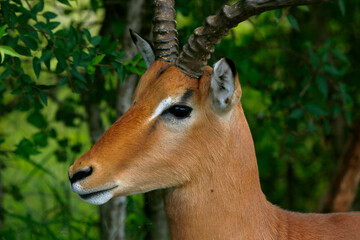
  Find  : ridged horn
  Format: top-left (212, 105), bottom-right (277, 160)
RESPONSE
top-left (176, 0), bottom-right (332, 78)
top-left (153, 0), bottom-right (179, 62)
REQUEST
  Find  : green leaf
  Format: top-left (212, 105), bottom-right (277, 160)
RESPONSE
top-left (322, 64), bottom-right (341, 76)
top-left (0, 81), bottom-right (5, 93)
top-left (288, 108), bottom-right (303, 119)
top-left (297, 6), bottom-right (309, 12)
top-left (71, 144), bottom-right (82, 153)
top-left (34, 22), bottom-right (47, 31)
top-left (70, 68), bottom-right (86, 83)
top-left (137, 60), bottom-right (147, 69)
top-left (126, 64), bottom-right (142, 75)
top-left (0, 46), bottom-right (21, 63)
top-left (332, 49), bottom-right (348, 63)
top-left (117, 51), bottom-right (126, 60)
top-left (20, 35), bottom-right (38, 51)
top-left (0, 67), bottom-right (11, 80)
top-left (90, 0), bottom-right (99, 10)
top-left (58, 76), bottom-right (68, 86)
top-left (0, 24), bottom-right (8, 39)
top-left (83, 28), bottom-right (91, 42)
top-left (339, 83), bottom-right (348, 101)
top-left (27, 111), bottom-right (47, 128)
top-left (304, 104), bottom-right (328, 116)
top-left (87, 65), bottom-right (96, 75)
top-left (73, 80), bottom-right (88, 90)
top-left (103, 40), bottom-right (117, 53)
top-left (54, 50), bottom-right (67, 72)
top-left (15, 138), bottom-right (39, 157)
top-left (316, 76), bottom-right (327, 97)
top-left (39, 91), bottom-right (48, 106)
top-left (72, 50), bottom-right (80, 68)
top-left (339, 0), bottom-right (345, 16)
top-left (49, 129), bottom-right (57, 138)
top-left (308, 48), bottom-right (318, 69)
top-left (0, 50), bottom-right (4, 64)
top-left (90, 36), bottom-right (102, 46)
top-left (11, 88), bottom-right (22, 95)
top-left (275, 9), bottom-right (282, 19)
top-left (132, 54), bottom-right (142, 65)
top-left (40, 50), bottom-right (52, 62)
top-left (57, 0), bottom-right (71, 6)
top-left (91, 54), bottom-right (105, 65)
top-left (14, 45), bottom-right (31, 57)
top-left (0, 46), bottom-right (20, 57)
top-left (287, 14), bottom-right (300, 32)
top-left (117, 65), bottom-right (124, 82)
top-left (123, 59), bottom-right (132, 66)
top-left (308, 120), bottom-right (315, 133)
top-left (48, 21), bottom-right (60, 30)
top-left (55, 150), bottom-right (67, 162)
top-left (32, 0), bottom-right (44, 13)
top-left (33, 132), bottom-right (48, 147)
top-left (43, 11), bottom-right (57, 19)
top-left (59, 138), bottom-right (68, 147)
top-left (32, 57), bottom-right (41, 78)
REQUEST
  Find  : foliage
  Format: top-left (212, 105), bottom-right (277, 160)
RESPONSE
top-left (0, 0), bottom-right (145, 239)
top-left (0, 0), bottom-right (359, 239)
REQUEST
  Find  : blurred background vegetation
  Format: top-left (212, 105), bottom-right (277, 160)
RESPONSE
top-left (0, 0), bottom-right (359, 239)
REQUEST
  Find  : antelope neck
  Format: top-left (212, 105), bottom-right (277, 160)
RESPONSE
top-left (162, 106), bottom-right (279, 239)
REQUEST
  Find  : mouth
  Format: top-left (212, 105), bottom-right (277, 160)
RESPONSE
top-left (73, 185), bottom-right (118, 205)
top-left (79, 185), bottom-right (117, 199)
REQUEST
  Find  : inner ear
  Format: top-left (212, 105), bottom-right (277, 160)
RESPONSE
top-left (130, 29), bottom-right (155, 68)
top-left (209, 58), bottom-right (237, 113)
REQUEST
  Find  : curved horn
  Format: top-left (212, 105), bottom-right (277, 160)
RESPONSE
top-left (176, 0), bottom-right (332, 78)
top-left (153, 0), bottom-right (179, 62)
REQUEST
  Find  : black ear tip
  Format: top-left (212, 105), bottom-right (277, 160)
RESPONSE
top-left (129, 29), bottom-right (137, 43)
top-left (224, 58), bottom-right (237, 77)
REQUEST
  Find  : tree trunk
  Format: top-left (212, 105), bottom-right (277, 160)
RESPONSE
top-left (114, 1), bottom-right (169, 239)
top-left (0, 160), bottom-right (3, 232)
top-left (144, 190), bottom-right (168, 240)
top-left (83, 1), bottom-right (169, 238)
top-left (115, 0), bottom-right (144, 117)
top-left (99, 0), bottom-right (145, 236)
top-left (317, 116), bottom-right (360, 212)
top-left (96, 0), bottom-right (146, 239)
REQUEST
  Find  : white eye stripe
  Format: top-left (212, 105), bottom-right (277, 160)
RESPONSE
top-left (149, 97), bottom-right (173, 121)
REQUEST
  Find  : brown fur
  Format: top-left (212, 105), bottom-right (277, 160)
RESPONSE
top-left (69, 61), bottom-right (360, 239)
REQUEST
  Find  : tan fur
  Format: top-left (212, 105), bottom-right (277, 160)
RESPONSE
top-left (69, 61), bottom-right (360, 239)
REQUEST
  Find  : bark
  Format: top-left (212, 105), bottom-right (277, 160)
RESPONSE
top-left (81, 2), bottom-right (128, 238)
top-left (114, 1), bottom-right (169, 239)
top-left (83, 1), bottom-right (168, 238)
top-left (330, 115), bottom-right (346, 159)
top-left (96, 1), bottom-right (142, 239)
top-left (115, 0), bottom-right (145, 117)
top-left (317, 116), bottom-right (360, 212)
top-left (0, 160), bottom-right (3, 231)
top-left (99, 197), bottom-right (127, 240)
top-left (144, 191), bottom-right (168, 240)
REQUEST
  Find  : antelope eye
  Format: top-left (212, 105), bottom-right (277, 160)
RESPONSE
top-left (164, 105), bottom-right (192, 119)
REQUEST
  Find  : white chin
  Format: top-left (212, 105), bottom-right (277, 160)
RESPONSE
top-left (79, 190), bottom-right (113, 205)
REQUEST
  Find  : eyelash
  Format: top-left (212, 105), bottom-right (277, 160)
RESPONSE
top-left (162, 105), bottom-right (192, 119)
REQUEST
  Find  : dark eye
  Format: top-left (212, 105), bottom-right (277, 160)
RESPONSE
top-left (164, 105), bottom-right (192, 119)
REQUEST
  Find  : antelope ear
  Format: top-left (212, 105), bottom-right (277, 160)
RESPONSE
top-left (209, 58), bottom-right (238, 113)
top-left (130, 29), bottom-right (155, 68)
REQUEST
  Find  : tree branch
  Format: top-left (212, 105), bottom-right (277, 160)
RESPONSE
top-left (177, 0), bottom-right (334, 78)
top-left (317, 115), bottom-right (360, 212)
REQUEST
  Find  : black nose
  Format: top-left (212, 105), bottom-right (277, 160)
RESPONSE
top-left (69, 166), bottom-right (93, 184)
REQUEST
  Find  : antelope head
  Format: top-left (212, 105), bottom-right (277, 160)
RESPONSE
top-left (69, 0), bottom-right (326, 205)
